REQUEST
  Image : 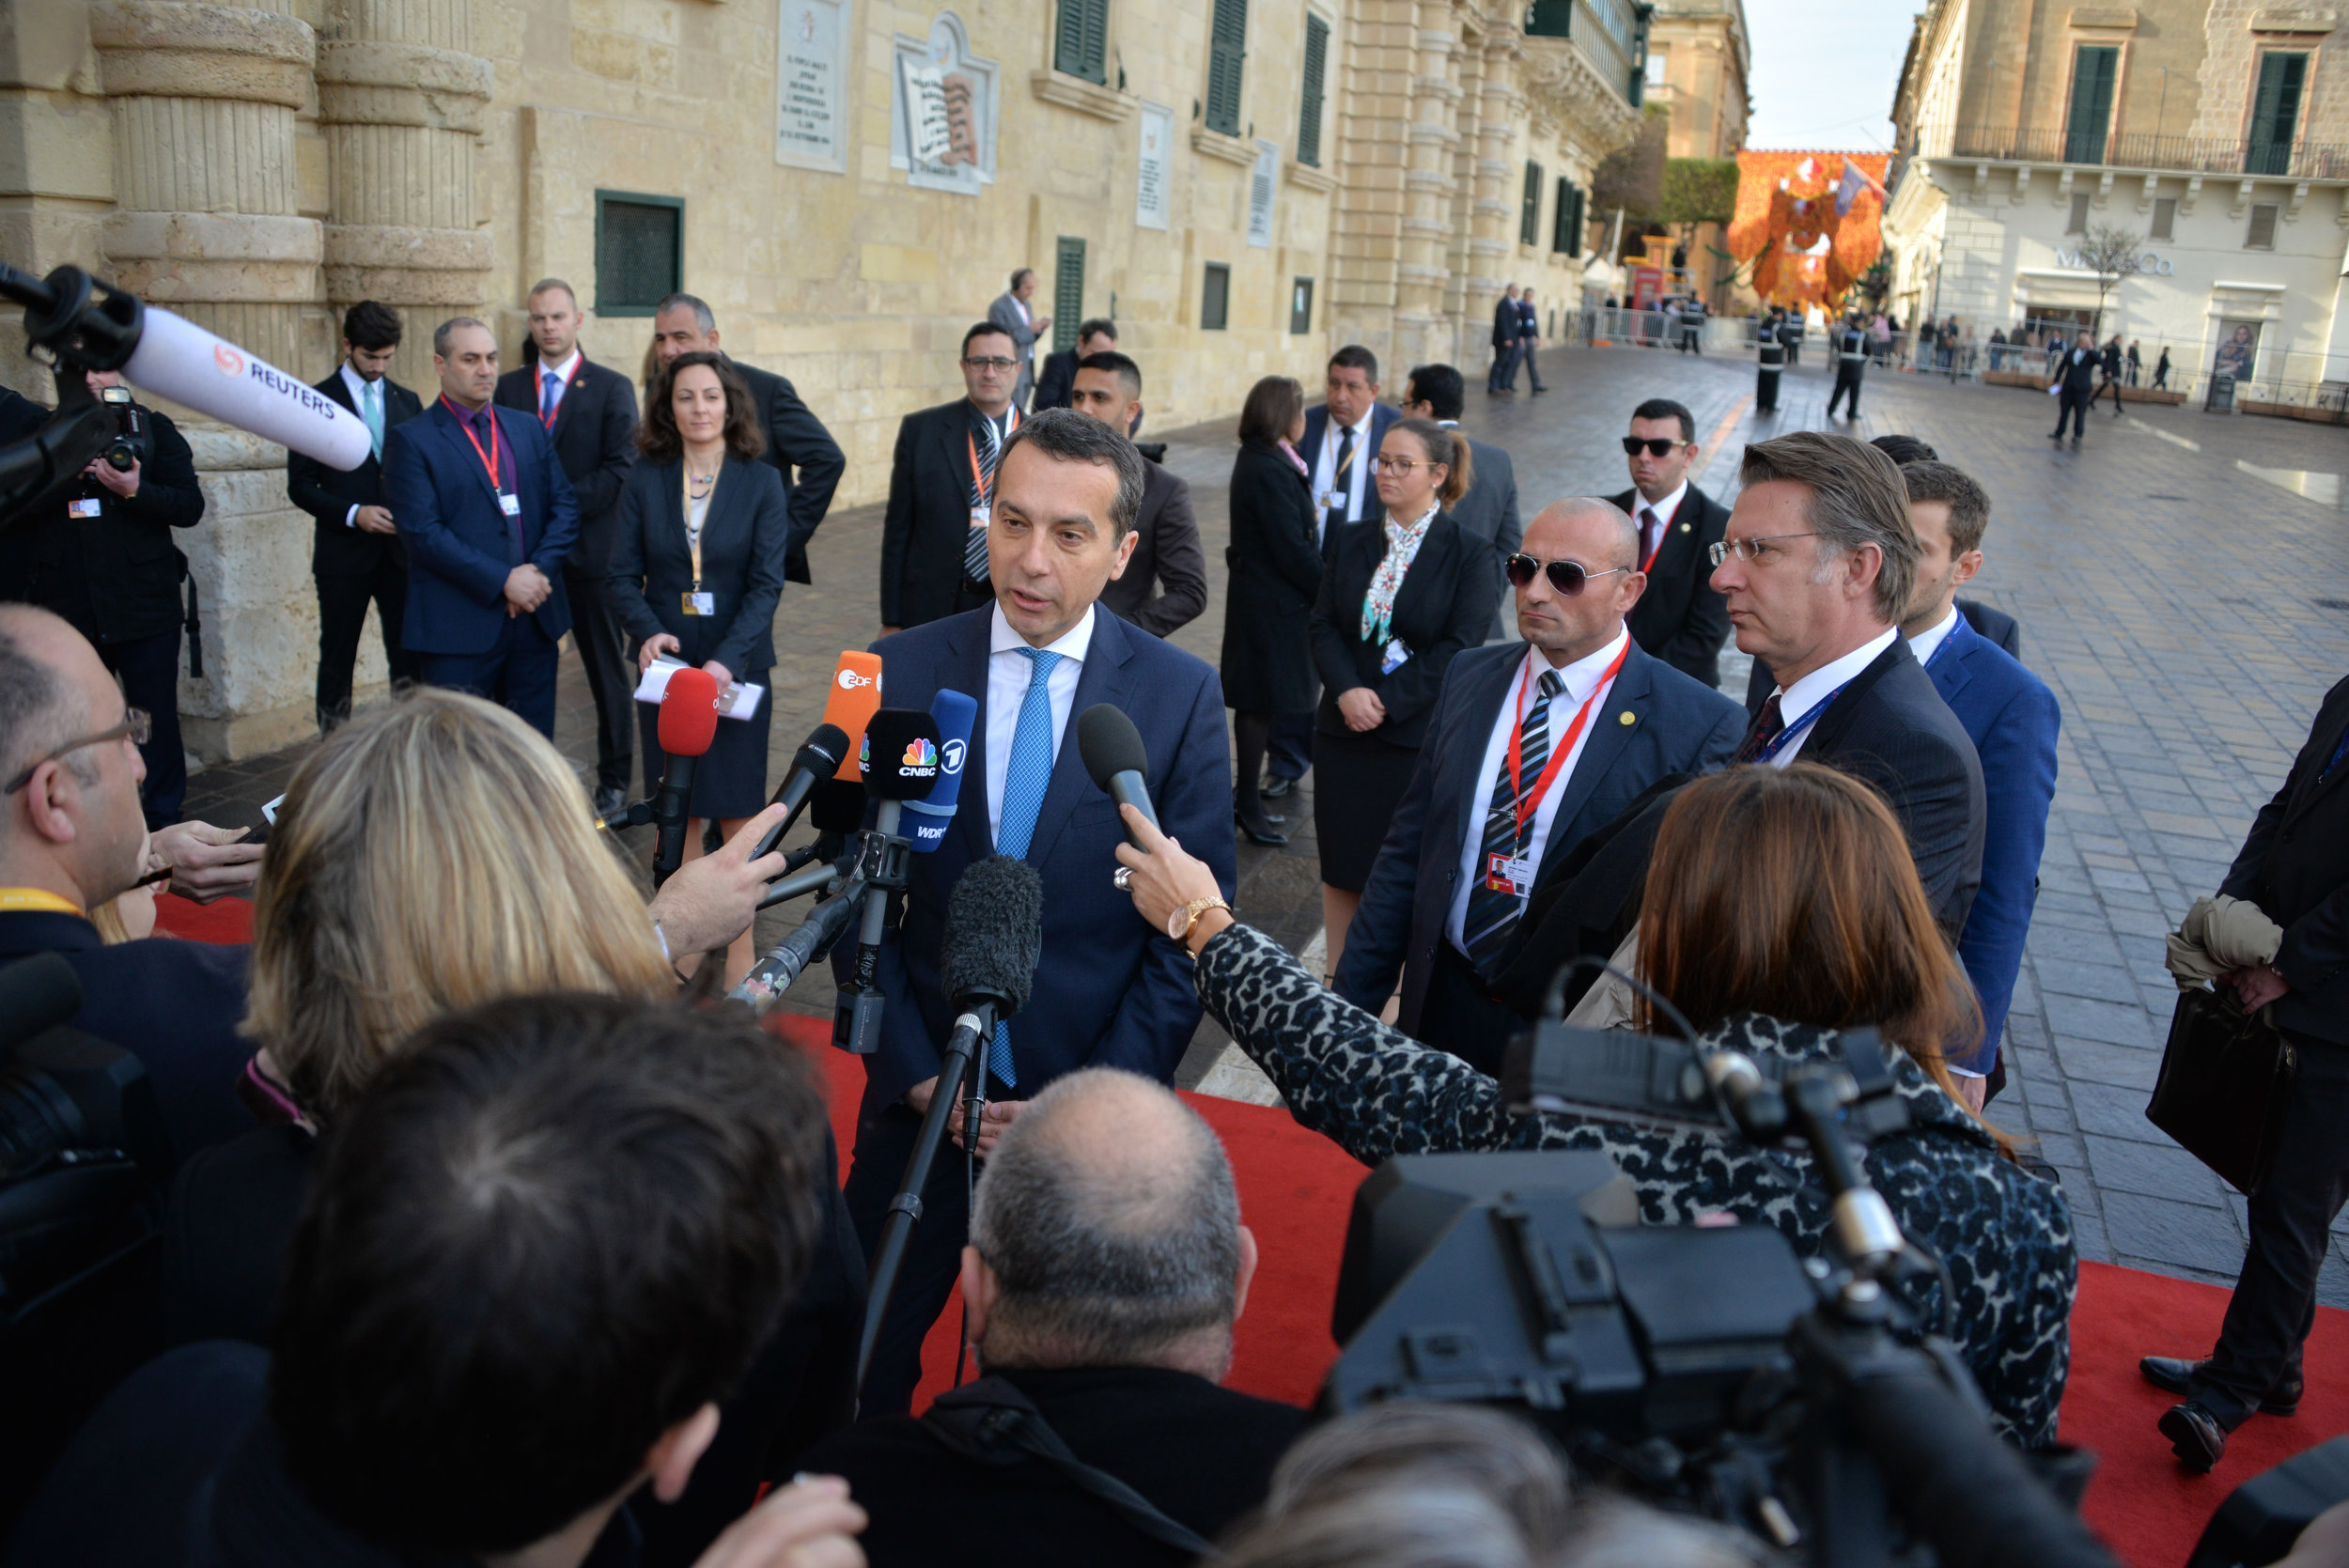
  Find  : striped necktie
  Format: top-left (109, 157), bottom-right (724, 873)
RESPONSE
top-left (965, 413), bottom-right (1000, 584)
top-left (1461, 669), bottom-right (1563, 972)
top-left (988, 646), bottom-right (1064, 1088)
top-left (1735, 693), bottom-right (1784, 764)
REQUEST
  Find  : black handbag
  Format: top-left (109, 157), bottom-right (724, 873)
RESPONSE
top-left (2146, 986), bottom-right (2297, 1196)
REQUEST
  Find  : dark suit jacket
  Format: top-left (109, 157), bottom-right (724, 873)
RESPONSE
top-left (383, 400), bottom-right (579, 655)
top-left (1334, 638), bottom-right (1746, 1032)
top-left (2059, 347), bottom-right (2098, 394)
top-left (879, 397), bottom-right (996, 629)
top-left (730, 359), bottom-right (845, 585)
top-left (2223, 674), bottom-right (2349, 1045)
top-left (1491, 296), bottom-right (1520, 348)
top-left (4, 403), bottom-right (205, 646)
top-left (1311, 511), bottom-right (1501, 750)
top-left (1033, 347), bottom-right (1079, 411)
top-left (1446, 434), bottom-right (1521, 641)
top-left (1299, 401), bottom-right (1401, 555)
top-left (1219, 440), bottom-right (1324, 714)
top-left (492, 356), bottom-right (636, 578)
top-left (606, 455), bottom-right (790, 676)
top-left (1958, 597), bottom-right (2021, 659)
top-left (0, 911), bottom-right (252, 1167)
top-left (1612, 483), bottom-right (1733, 687)
top-left (1097, 456), bottom-right (1206, 637)
top-left (853, 607), bottom-right (1237, 1109)
top-left (1752, 638), bottom-right (1988, 937)
top-left (285, 367), bottom-right (421, 578)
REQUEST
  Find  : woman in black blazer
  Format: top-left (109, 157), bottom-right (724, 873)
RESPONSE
top-left (609, 350), bottom-right (789, 982)
top-left (1310, 416), bottom-right (1500, 979)
top-left (1220, 376), bottom-right (1324, 846)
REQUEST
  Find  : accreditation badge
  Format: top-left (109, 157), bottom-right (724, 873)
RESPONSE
top-left (681, 591), bottom-right (715, 616)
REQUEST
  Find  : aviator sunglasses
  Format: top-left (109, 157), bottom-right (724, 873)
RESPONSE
top-left (1502, 554), bottom-right (1627, 596)
top-left (1620, 436), bottom-right (1690, 458)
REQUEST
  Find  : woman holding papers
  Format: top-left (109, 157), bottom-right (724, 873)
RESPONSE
top-left (610, 350), bottom-right (788, 980)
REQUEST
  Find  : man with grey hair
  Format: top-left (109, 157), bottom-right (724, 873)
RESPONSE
top-left (845, 408), bottom-right (1237, 1416)
top-left (803, 1068), bottom-right (1304, 1566)
top-left (1712, 429), bottom-right (1985, 933)
top-left (1334, 496), bottom-right (1744, 1071)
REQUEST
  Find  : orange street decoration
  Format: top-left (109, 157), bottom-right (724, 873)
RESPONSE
top-left (1727, 151), bottom-right (1891, 310)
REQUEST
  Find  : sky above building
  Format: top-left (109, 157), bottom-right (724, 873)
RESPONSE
top-left (1742, 0), bottom-right (1911, 152)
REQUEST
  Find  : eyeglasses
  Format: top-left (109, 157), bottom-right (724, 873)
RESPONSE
top-left (1706, 534), bottom-right (1818, 567)
top-left (1621, 437), bottom-right (1691, 458)
top-left (1372, 456), bottom-right (1440, 474)
top-left (1503, 554), bottom-right (1628, 596)
top-left (962, 356), bottom-right (1019, 372)
top-left (4, 708), bottom-right (150, 794)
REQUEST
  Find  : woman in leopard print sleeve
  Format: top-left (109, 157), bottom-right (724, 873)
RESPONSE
top-left (1119, 765), bottom-right (2076, 1449)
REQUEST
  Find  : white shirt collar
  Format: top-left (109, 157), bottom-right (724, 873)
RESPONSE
top-left (989, 600), bottom-right (1096, 663)
top-left (339, 361), bottom-right (380, 404)
top-left (1527, 627), bottom-right (1630, 706)
top-left (1776, 627), bottom-right (1899, 722)
top-left (538, 349), bottom-right (582, 383)
top-left (1906, 605), bottom-right (1962, 670)
top-left (1634, 478), bottom-right (1688, 524)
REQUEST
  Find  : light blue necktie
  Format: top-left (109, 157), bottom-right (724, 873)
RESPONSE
top-left (361, 377), bottom-right (383, 461)
top-left (988, 646), bottom-right (1064, 1088)
top-left (540, 366), bottom-right (561, 425)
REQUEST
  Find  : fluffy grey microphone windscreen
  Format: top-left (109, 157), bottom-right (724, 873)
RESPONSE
top-left (941, 854), bottom-right (1045, 1017)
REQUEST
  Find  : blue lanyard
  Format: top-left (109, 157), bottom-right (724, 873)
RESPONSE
top-left (1755, 678), bottom-right (1856, 764)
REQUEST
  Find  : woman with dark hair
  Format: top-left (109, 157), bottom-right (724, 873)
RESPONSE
top-left (610, 349), bottom-right (789, 986)
top-left (1111, 762), bottom-right (2075, 1447)
top-left (1221, 375), bottom-right (1323, 846)
top-left (1311, 415), bottom-right (1499, 979)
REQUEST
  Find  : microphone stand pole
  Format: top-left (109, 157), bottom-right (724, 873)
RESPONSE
top-left (832, 799), bottom-right (910, 1058)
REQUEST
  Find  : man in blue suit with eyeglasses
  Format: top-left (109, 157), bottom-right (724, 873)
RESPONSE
top-left (384, 318), bottom-right (580, 737)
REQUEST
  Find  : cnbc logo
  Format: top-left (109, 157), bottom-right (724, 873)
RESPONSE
top-left (902, 738), bottom-right (939, 768)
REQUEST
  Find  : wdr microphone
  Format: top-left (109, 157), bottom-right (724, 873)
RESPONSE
top-left (650, 667), bottom-right (722, 887)
top-left (834, 707), bottom-right (943, 1058)
top-left (902, 690), bottom-right (977, 854)
top-left (747, 721), bottom-right (850, 862)
top-left (826, 651), bottom-right (883, 781)
top-left (1077, 703), bottom-right (1159, 843)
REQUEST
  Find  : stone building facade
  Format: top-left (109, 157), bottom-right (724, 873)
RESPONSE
top-left (0, 0), bottom-right (1641, 759)
top-left (1642, 0), bottom-right (1748, 308)
top-left (1885, 0), bottom-right (2349, 396)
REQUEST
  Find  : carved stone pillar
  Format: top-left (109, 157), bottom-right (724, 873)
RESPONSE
top-left (1470, 27), bottom-right (1523, 325)
top-left (1397, 15), bottom-right (1458, 365)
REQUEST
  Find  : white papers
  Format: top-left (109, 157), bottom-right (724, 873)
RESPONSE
top-left (633, 656), bottom-right (765, 721)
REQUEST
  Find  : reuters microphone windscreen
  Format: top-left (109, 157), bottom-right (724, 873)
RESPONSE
top-left (125, 306), bottom-right (373, 472)
top-left (823, 652), bottom-right (883, 781)
top-left (657, 667), bottom-right (723, 759)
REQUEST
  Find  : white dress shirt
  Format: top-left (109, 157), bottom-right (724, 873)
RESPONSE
top-left (1907, 604), bottom-right (1961, 671)
top-left (535, 348), bottom-right (582, 419)
top-left (1629, 478), bottom-right (1687, 567)
top-left (1446, 629), bottom-right (1631, 949)
top-left (985, 601), bottom-right (1094, 844)
top-left (1766, 626), bottom-right (1898, 768)
top-left (337, 361), bottom-right (384, 529)
top-left (1311, 409), bottom-right (1375, 542)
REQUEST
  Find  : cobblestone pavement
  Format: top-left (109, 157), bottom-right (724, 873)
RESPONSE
top-left (184, 347), bottom-right (2349, 1298)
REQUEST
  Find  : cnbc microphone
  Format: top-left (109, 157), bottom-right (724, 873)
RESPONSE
top-left (900, 689), bottom-right (977, 854)
top-left (648, 667), bottom-right (722, 887)
top-left (1077, 703), bottom-right (1159, 841)
top-left (832, 707), bottom-right (941, 1057)
top-left (855, 854), bottom-right (1043, 1394)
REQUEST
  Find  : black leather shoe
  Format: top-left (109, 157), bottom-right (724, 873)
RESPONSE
top-left (594, 785), bottom-right (627, 820)
top-left (1237, 804), bottom-right (1285, 828)
top-left (2139, 1356), bottom-right (2300, 1416)
top-left (2159, 1401), bottom-right (2228, 1471)
top-left (1237, 815), bottom-right (1289, 847)
top-left (1262, 775), bottom-right (1299, 800)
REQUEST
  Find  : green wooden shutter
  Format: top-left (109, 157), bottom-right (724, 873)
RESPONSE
top-left (1525, 0), bottom-right (1572, 39)
top-left (1298, 13), bottom-right (1328, 168)
top-left (2249, 52), bottom-right (2308, 175)
top-left (1520, 162), bottom-right (1543, 247)
top-left (1553, 177), bottom-right (1580, 254)
top-left (1054, 0), bottom-right (1108, 85)
top-left (1052, 239), bottom-right (1085, 353)
top-left (2063, 46), bottom-right (2117, 164)
top-left (1206, 0), bottom-right (1247, 136)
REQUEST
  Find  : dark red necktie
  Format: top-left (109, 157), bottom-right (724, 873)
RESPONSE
top-left (473, 409), bottom-right (524, 563)
top-left (1735, 693), bottom-right (1784, 764)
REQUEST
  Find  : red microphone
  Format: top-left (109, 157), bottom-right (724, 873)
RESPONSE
top-left (651, 667), bottom-right (722, 886)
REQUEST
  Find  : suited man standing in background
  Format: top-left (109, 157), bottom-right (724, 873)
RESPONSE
top-left (1610, 397), bottom-right (1733, 687)
top-left (1486, 284), bottom-right (1521, 394)
top-left (1866, 433), bottom-right (2024, 660)
top-left (987, 267), bottom-right (1052, 411)
top-left (1404, 363), bottom-right (1520, 642)
top-left (1515, 287), bottom-right (1548, 394)
top-left (288, 301), bottom-right (423, 734)
top-left (647, 292), bottom-right (845, 585)
top-left (495, 278), bottom-right (637, 815)
top-left (1032, 317), bottom-right (1118, 415)
top-left (1335, 497), bottom-right (1743, 1071)
top-left (1069, 349), bottom-right (1206, 637)
top-left (384, 318), bottom-right (579, 737)
top-left (879, 322), bottom-right (1025, 634)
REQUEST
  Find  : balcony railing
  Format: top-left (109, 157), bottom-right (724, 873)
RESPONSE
top-left (1940, 125), bottom-right (2349, 179)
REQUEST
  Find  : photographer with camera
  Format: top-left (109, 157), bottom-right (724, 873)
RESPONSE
top-left (1114, 763), bottom-right (2076, 1448)
top-left (0, 370), bottom-right (202, 829)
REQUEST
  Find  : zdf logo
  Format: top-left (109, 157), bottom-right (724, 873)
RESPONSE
top-left (837, 667), bottom-right (874, 691)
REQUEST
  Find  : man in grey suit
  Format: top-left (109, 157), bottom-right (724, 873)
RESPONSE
top-left (1405, 363), bottom-right (1519, 642)
top-left (986, 267), bottom-right (1052, 411)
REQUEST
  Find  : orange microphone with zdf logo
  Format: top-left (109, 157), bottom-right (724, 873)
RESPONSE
top-left (825, 652), bottom-right (883, 780)
top-left (650, 666), bottom-right (723, 886)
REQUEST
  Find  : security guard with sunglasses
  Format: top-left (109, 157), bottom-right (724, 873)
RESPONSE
top-left (1330, 496), bottom-right (1745, 1073)
top-left (1607, 397), bottom-right (1735, 687)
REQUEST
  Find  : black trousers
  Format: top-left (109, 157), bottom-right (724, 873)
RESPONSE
top-left (1421, 943), bottom-right (1531, 1079)
top-left (565, 569), bottom-right (634, 795)
top-left (420, 615), bottom-right (560, 737)
top-left (2052, 389), bottom-right (2088, 440)
top-left (100, 628), bottom-right (184, 830)
top-left (1827, 365), bottom-right (1863, 417)
top-left (315, 558), bottom-right (418, 732)
top-left (2199, 1031), bottom-right (2346, 1427)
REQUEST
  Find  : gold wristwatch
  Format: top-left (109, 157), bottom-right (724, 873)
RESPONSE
top-left (1167, 895), bottom-right (1232, 945)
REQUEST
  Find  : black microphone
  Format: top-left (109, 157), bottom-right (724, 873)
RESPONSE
top-left (0, 952), bottom-right (82, 1054)
top-left (1077, 703), bottom-right (1158, 842)
top-left (748, 722), bottom-right (851, 862)
top-left (833, 708), bottom-right (943, 1058)
top-left (650, 668), bottom-right (722, 887)
top-left (856, 855), bottom-right (1044, 1394)
top-left (731, 868), bottom-right (871, 1013)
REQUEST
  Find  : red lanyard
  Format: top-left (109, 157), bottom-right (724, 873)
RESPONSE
top-left (965, 409), bottom-right (1019, 504)
top-left (445, 398), bottom-right (503, 490)
top-left (1502, 641), bottom-right (1630, 848)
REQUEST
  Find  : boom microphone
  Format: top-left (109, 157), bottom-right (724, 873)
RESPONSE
top-left (825, 651), bottom-right (883, 781)
top-left (1077, 703), bottom-right (1159, 842)
top-left (902, 689), bottom-right (977, 854)
top-left (126, 307), bottom-right (373, 471)
top-left (748, 722), bottom-right (850, 862)
top-left (650, 668), bottom-right (722, 886)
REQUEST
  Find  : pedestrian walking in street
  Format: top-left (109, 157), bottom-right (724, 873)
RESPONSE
top-left (2154, 346), bottom-right (2172, 389)
top-left (1517, 287), bottom-right (1548, 390)
top-left (1826, 313), bottom-right (1869, 419)
top-left (1486, 284), bottom-right (1522, 395)
top-left (2125, 340), bottom-right (2142, 386)
top-left (2088, 335), bottom-right (2124, 415)
top-left (2049, 332), bottom-right (2097, 447)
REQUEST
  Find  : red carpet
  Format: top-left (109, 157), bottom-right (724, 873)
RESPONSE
top-left (139, 907), bottom-right (2345, 1567)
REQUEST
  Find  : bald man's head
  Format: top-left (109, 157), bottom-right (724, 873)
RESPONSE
top-left (0, 605), bottom-right (92, 788)
top-left (968, 1068), bottom-right (1247, 1372)
top-left (0, 603), bottom-right (148, 904)
top-left (1511, 500), bottom-right (1647, 666)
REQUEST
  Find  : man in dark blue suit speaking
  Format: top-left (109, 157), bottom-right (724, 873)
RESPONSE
top-left (1333, 498), bottom-right (1745, 1072)
top-left (843, 408), bottom-right (1237, 1414)
top-left (384, 318), bottom-right (579, 737)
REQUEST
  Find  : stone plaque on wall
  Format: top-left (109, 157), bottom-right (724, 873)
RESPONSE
top-left (775, 0), bottom-right (847, 173)
top-left (1247, 138), bottom-right (1277, 248)
top-left (1137, 102), bottom-right (1173, 231)
top-left (889, 10), bottom-right (998, 195)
